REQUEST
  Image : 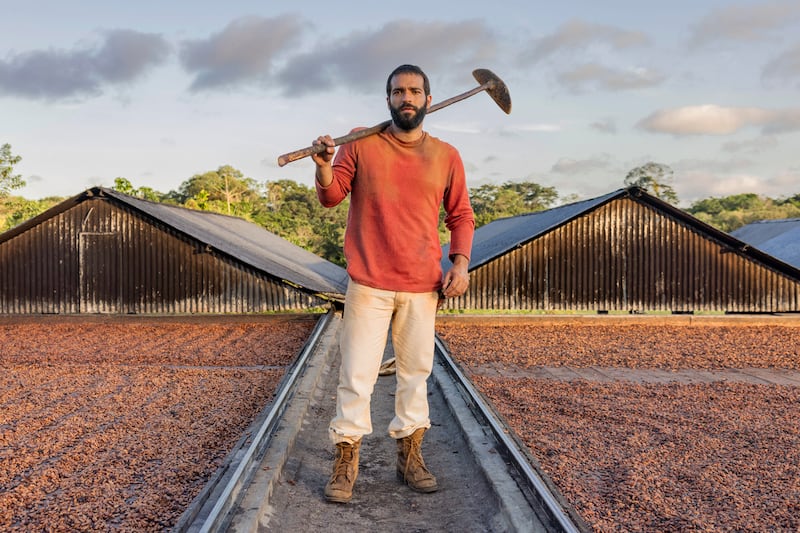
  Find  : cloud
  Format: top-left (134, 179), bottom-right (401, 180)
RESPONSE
top-left (179, 15), bottom-right (305, 91)
top-left (517, 20), bottom-right (658, 94)
top-left (430, 122), bottom-right (482, 134)
top-left (675, 168), bottom-right (799, 203)
top-left (0, 29), bottom-right (169, 100)
top-left (722, 136), bottom-right (779, 154)
top-left (500, 123), bottom-right (562, 134)
top-left (550, 154), bottom-right (613, 175)
top-left (673, 157), bottom-right (755, 174)
top-left (93, 30), bottom-right (171, 83)
top-left (276, 19), bottom-right (497, 96)
top-left (767, 168), bottom-right (800, 189)
top-left (763, 110), bottom-right (800, 134)
top-left (637, 104), bottom-right (800, 135)
top-left (590, 118), bottom-right (617, 134)
top-left (520, 19), bottom-right (649, 65)
top-left (763, 42), bottom-right (800, 84)
top-left (557, 63), bottom-right (665, 92)
top-left (676, 171), bottom-right (762, 202)
top-left (688, 1), bottom-right (800, 49)
top-left (671, 158), bottom-right (800, 202)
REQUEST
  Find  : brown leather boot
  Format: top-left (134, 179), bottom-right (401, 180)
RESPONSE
top-left (396, 428), bottom-right (438, 493)
top-left (324, 440), bottom-right (360, 503)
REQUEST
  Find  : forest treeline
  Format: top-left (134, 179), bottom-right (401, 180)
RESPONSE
top-left (2, 152), bottom-right (800, 267)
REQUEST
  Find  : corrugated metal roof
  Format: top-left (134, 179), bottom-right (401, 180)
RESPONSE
top-left (1, 187), bottom-right (348, 298)
top-left (443, 189), bottom-right (623, 271)
top-left (731, 218), bottom-right (800, 269)
top-left (443, 187), bottom-right (800, 281)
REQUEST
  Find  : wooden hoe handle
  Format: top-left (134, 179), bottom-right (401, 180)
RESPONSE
top-left (277, 120), bottom-right (391, 167)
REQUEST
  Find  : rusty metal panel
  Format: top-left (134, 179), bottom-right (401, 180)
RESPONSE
top-left (0, 205), bottom-right (80, 314)
top-left (449, 197), bottom-right (800, 312)
top-left (0, 197), bottom-right (324, 314)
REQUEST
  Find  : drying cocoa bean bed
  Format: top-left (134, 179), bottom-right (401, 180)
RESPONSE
top-left (0, 315), bottom-right (317, 532)
top-left (3, 316), bottom-right (798, 531)
top-left (437, 321), bottom-right (800, 532)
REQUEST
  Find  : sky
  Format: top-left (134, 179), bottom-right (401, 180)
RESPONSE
top-left (3, 0), bottom-right (800, 207)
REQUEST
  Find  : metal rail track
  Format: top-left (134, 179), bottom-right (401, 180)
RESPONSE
top-left (176, 310), bottom-right (583, 532)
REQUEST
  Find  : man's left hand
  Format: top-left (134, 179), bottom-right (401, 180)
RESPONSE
top-left (440, 254), bottom-right (469, 299)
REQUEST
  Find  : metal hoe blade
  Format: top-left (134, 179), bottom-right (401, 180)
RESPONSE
top-left (472, 68), bottom-right (512, 114)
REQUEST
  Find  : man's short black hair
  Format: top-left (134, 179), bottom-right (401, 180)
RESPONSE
top-left (386, 64), bottom-right (430, 97)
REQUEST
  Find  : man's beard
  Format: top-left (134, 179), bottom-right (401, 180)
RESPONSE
top-left (390, 102), bottom-right (427, 131)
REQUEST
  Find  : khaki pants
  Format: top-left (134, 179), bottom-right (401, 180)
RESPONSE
top-left (329, 280), bottom-right (439, 444)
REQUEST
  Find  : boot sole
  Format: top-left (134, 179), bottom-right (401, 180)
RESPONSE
top-left (396, 470), bottom-right (439, 493)
top-left (324, 492), bottom-right (353, 503)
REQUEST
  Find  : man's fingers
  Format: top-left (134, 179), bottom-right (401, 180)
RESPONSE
top-left (442, 278), bottom-right (468, 297)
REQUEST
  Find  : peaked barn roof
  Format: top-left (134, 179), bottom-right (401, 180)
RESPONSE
top-left (443, 187), bottom-right (800, 280)
top-left (730, 218), bottom-right (800, 270)
top-left (451, 189), bottom-right (622, 271)
top-left (1, 187), bottom-right (348, 299)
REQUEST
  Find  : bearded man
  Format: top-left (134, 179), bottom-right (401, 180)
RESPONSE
top-left (311, 64), bottom-right (474, 503)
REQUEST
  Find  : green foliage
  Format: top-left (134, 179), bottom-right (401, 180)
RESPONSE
top-left (0, 195), bottom-right (62, 231)
top-left (112, 177), bottom-right (136, 195)
top-left (687, 193), bottom-right (800, 232)
top-left (256, 179), bottom-right (349, 265)
top-left (136, 187), bottom-right (162, 202)
top-left (1, 144), bottom-right (25, 197)
top-left (624, 162), bottom-right (679, 204)
top-left (112, 177), bottom-right (170, 203)
top-left (469, 181), bottom-right (558, 227)
top-left (174, 165), bottom-right (261, 217)
top-left (776, 193), bottom-right (800, 209)
top-left (688, 193), bottom-right (761, 215)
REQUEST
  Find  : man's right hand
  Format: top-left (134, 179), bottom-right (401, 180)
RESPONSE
top-left (311, 135), bottom-right (336, 166)
top-left (312, 135), bottom-right (335, 187)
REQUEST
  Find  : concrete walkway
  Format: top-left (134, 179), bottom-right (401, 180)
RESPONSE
top-left (228, 315), bottom-right (550, 533)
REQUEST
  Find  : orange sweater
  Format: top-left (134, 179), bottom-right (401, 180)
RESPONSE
top-left (316, 129), bottom-right (474, 292)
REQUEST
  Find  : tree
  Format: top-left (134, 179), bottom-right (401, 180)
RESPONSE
top-left (0, 196), bottom-right (62, 231)
top-left (1, 143), bottom-right (25, 197)
top-left (469, 181), bottom-right (558, 227)
top-left (623, 162), bottom-right (678, 204)
top-left (112, 177), bottom-right (136, 195)
top-left (687, 193), bottom-right (800, 232)
top-left (136, 186), bottom-right (162, 202)
top-left (176, 165), bottom-right (261, 217)
top-left (777, 193), bottom-right (800, 210)
top-left (255, 179), bottom-right (349, 265)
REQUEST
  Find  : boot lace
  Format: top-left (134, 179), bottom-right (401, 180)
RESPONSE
top-left (404, 436), bottom-right (432, 479)
top-left (332, 443), bottom-right (355, 482)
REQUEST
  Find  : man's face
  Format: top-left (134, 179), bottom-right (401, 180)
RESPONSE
top-left (387, 72), bottom-right (431, 131)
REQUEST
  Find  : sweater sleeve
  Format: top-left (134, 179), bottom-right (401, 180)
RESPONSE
top-left (315, 135), bottom-right (358, 207)
top-left (442, 150), bottom-right (475, 262)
